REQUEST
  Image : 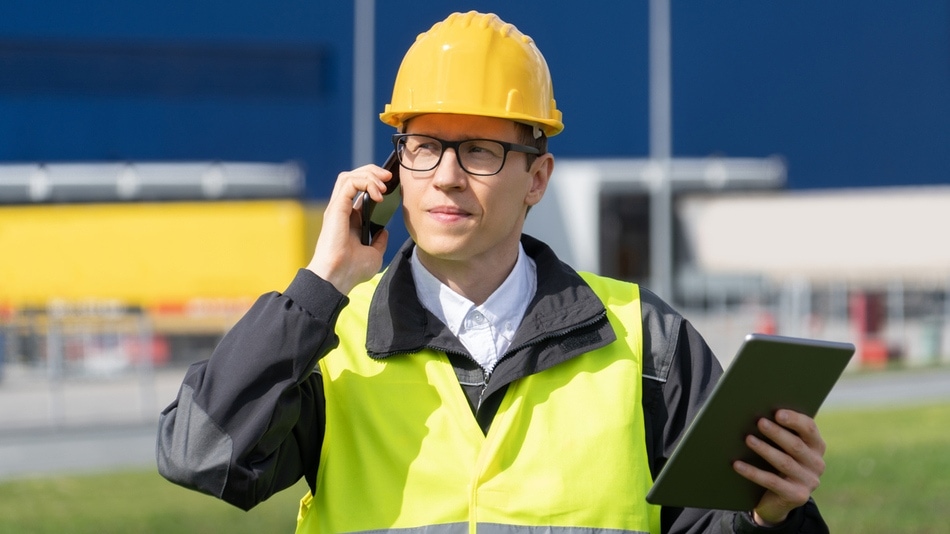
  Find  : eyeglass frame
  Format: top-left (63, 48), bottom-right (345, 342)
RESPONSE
top-left (391, 133), bottom-right (542, 177)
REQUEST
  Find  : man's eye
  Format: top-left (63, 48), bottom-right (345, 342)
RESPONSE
top-left (410, 141), bottom-right (439, 153)
top-left (466, 142), bottom-right (503, 157)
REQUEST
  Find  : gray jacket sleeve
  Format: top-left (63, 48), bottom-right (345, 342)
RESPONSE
top-left (156, 269), bottom-right (342, 511)
top-left (639, 288), bottom-right (829, 534)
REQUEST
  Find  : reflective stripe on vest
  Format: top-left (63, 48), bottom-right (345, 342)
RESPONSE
top-left (296, 272), bottom-right (660, 534)
top-left (295, 520), bottom-right (650, 534)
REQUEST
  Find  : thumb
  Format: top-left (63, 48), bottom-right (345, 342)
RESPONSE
top-left (370, 228), bottom-right (390, 255)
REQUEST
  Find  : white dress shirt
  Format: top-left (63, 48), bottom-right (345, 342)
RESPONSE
top-left (411, 244), bottom-right (537, 373)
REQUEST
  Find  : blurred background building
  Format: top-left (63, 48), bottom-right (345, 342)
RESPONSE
top-left (1, 1), bottom-right (949, 431)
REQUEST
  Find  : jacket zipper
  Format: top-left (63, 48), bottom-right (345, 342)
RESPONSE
top-left (475, 309), bottom-right (608, 410)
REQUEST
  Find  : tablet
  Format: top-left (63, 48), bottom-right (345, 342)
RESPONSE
top-left (645, 333), bottom-right (855, 511)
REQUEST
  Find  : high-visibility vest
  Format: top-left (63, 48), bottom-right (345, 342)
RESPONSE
top-left (296, 272), bottom-right (660, 534)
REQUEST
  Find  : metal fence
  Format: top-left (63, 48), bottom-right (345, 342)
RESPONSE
top-left (1, 278), bottom-right (948, 431)
top-left (0, 304), bottom-right (195, 431)
top-left (680, 277), bottom-right (950, 370)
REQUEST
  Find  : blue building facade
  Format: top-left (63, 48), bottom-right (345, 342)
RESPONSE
top-left (1, 1), bottom-right (947, 199)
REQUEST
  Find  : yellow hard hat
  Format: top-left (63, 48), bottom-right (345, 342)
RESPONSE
top-left (380, 11), bottom-right (564, 136)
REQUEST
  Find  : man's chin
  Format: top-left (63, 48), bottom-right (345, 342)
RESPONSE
top-left (412, 235), bottom-right (473, 263)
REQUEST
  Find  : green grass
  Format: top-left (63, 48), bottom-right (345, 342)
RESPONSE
top-left (815, 402), bottom-right (950, 533)
top-left (0, 402), bottom-right (948, 533)
top-left (0, 469), bottom-right (308, 534)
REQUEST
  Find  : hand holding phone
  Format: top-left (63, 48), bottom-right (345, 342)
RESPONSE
top-left (359, 151), bottom-right (401, 246)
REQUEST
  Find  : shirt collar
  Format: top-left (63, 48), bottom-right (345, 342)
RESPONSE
top-left (410, 244), bottom-right (537, 340)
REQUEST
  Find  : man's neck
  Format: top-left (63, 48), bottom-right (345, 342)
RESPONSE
top-left (413, 245), bottom-right (520, 306)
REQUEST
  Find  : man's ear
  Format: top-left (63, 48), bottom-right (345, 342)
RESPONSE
top-left (525, 153), bottom-right (554, 208)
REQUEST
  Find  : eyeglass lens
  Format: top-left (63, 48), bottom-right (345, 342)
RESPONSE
top-left (395, 135), bottom-right (509, 176)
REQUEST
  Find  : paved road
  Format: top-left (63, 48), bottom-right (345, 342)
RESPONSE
top-left (1, 364), bottom-right (949, 481)
top-left (823, 365), bottom-right (950, 409)
top-left (0, 423), bottom-right (158, 479)
top-left (0, 365), bottom-right (184, 480)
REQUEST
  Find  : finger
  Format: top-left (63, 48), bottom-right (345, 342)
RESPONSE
top-left (736, 464), bottom-right (815, 523)
top-left (733, 456), bottom-right (811, 503)
top-left (328, 163), bottom-right (388, 201)
top-left (344, 164), bottom-right (394, 202)
top-left (733, 448), bottom-right (816, 513)
top-left (758, 416), bottom-right (826, 475)
top-left (370, 228), bottom-right (389, 254)
top-left (739, 435), bottom-right (822, 509)
top-left (749, 431), bottom-right (818, 479)
top-left (774, 410), bottom-right (826, 454)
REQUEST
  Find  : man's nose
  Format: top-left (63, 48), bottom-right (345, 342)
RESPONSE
top-left (431, 147), bottom-right (468, 189)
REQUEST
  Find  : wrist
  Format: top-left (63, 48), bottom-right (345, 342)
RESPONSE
top-left (751, 510), bottom-right (785, 528)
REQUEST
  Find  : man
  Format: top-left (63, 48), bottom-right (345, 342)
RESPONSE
top-left (157, 11), bottom-right (829, 533)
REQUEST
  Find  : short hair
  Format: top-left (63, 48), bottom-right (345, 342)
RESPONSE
top-left (515, 123), bottom-right (548, 170)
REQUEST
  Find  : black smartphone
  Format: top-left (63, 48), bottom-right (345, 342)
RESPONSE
top-left (359, 151), bottom-right (401, 245)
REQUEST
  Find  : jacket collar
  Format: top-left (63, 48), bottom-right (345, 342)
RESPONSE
top-left (366, 235), bottom-right (613, 360)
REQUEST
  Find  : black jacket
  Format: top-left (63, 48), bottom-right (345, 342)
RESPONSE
top-left (157, 235), bottom-right (828, 534)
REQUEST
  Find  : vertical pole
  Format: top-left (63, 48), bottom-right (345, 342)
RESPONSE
top-left (831, 280), bottom-right (848, 341)
top-left (888, 279), bottom-right (905, 362)
top-left (649, 0), bottom-right (672, 162)
top-left (649, 0), bottom-right (673, 301)
top-left (136, 313), bottom-right (157, 423)
top-left (944, 278), bottom-right (950, 362)
top-left (352, 0), bottom-right (376, 167)
top-left (47, 310), bottom-right (64, 427)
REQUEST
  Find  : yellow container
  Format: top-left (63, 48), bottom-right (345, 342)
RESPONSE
top-left (0, 200), bottom-right (310, 308)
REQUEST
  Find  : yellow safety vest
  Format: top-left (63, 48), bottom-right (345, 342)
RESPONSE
top-left (296, 272), bottom-right (661, 534)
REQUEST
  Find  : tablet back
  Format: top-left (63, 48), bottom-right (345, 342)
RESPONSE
top-left (645, 333), bottom-right (855, 511)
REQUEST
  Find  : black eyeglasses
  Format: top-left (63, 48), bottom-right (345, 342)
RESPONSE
top-left (392, 133), bottom-right (541, 177)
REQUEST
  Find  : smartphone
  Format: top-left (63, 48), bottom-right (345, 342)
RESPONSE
top-left (359, 151), bottom-right (401, 245)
